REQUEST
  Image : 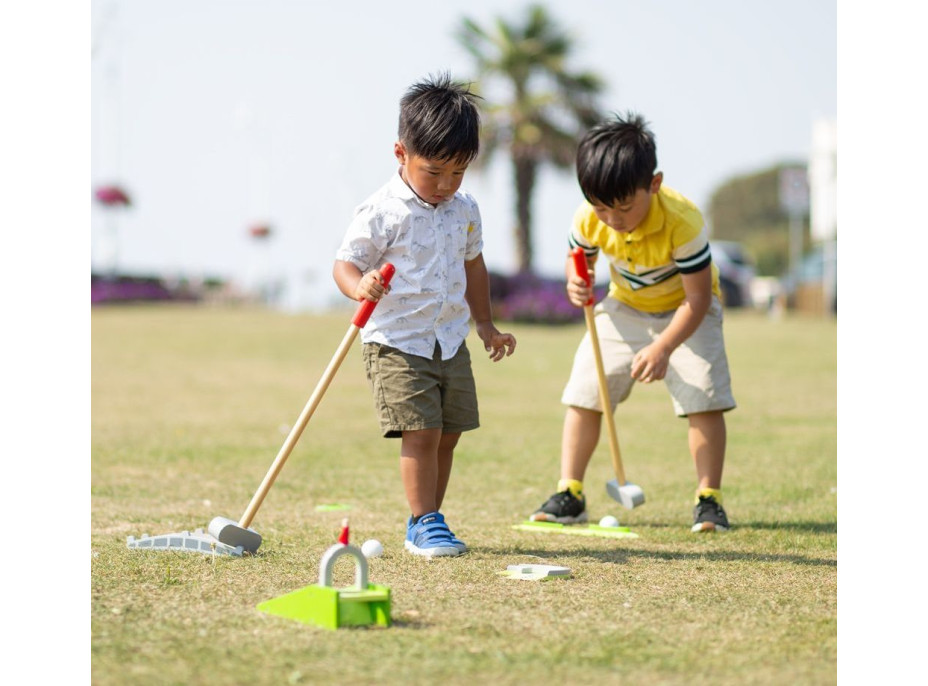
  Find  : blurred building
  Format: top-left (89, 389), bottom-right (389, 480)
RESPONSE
top-left (803, 118), bottom-right (837, 314)
top-left (810, 118), bottom-right (837, 243)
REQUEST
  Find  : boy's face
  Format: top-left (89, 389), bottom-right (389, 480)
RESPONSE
top-left (591, 173), bottom-right (663, 233)
top-left (395, 142), bottom-right (469, 206)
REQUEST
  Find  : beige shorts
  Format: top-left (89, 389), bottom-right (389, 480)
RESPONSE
top-left (562, 296), bottom-right (736, 417)
top-left (363, 341), bottom-right (479, 438)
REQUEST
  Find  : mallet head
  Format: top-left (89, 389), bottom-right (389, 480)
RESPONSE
top-left (207, 516), bottom-right (262, 554)
top-left (606, 480), bottom-right (645, 510)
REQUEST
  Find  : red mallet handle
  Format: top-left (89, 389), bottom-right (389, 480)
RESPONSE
top-left (571, 247), bottom-right (594, 306)
top-left (352, 262), bottom-right (396, 327)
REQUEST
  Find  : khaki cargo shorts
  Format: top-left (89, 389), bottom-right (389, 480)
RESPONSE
top-left (363, 341), bottom-right (480, 438)
top-left (562, 296), bottom-right (736, 417)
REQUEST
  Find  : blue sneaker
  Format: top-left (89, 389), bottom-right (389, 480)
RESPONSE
top-left (444, 519), bottom-right (467, 553)
top-left (405, 512), bottom-right (466, 557)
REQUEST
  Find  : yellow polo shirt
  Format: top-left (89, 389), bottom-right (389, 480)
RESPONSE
top-left (568, 186), bottom-right (720, 313)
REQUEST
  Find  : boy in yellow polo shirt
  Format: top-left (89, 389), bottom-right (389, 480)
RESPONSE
top-left (530, 112), bottom-right (736, 532)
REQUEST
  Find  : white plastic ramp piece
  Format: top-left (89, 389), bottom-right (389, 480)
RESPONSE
top-left (126, 528), bottom-right (244, 557)
top-left (499, 564), bottom-right (572, 580)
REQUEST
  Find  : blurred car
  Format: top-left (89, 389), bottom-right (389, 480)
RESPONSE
top-left (782, 240), bottom-right (837, 314)
top-left (710, 240), bottom-right (756, 308)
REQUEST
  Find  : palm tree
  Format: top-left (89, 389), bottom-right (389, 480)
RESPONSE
top-left (457, 4), bottom-right (605, 274)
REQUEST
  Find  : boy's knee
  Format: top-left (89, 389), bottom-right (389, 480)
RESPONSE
top-left (401, 428), bottom-right (443, 450)
top-left (686, 410), bottom-right (726, 429)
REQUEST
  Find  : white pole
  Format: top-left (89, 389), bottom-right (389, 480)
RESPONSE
top-left (789, 211), bottom-right (802, 286)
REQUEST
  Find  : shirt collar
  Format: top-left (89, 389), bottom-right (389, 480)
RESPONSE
top-left (389, 169), bottom-right (437, 210)
top-left (626, 193), bottom-right (664, 241)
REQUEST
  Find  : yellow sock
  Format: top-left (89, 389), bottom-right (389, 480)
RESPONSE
top-left (695, 487), bottom-right (723, 505)
top-left (558, 479), bottom-right (584, 499)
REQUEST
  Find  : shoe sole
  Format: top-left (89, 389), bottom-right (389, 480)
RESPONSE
top-left (691, 522), bottom-right (730, 533)
top-left (530, 512), bottom-right (589, 525)
top-left (404, 540), bottom-right (463, 557)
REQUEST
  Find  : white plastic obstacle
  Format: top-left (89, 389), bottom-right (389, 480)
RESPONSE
top-left (317, 543), bottom-right (369, 588)
top-left (126, 529), bottom-right (244, 556)
top-left (498, 564), bottom-right (572, 581)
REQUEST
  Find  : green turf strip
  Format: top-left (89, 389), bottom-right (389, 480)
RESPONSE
top-left (513, 520), bottom-right (639, 538)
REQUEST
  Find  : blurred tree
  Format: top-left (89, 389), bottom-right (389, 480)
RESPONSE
top-left (457, 4), bottom-right (604, 273)
top-left (708, 163), bottom-right (810, 276)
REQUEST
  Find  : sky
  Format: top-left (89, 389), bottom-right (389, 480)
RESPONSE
top-left (88, 0), bottom-right (837, 310)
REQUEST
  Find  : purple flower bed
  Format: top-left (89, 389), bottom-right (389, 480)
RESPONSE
top-left (91, 274), bottom-right (196, 305)
top-left (489, 271), bottom-right (607, 324)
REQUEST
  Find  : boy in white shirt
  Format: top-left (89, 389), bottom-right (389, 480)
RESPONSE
top-left (334, 74), bottom-right (516, 557)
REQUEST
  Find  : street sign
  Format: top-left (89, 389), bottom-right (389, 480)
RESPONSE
top-left (779, 167), bottom-right (809, 215)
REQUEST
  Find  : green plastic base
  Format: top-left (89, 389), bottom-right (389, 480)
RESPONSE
top-left (258, 583), bottom-right (391, 630)
top-left (513, 520), bottom-right (639, 539)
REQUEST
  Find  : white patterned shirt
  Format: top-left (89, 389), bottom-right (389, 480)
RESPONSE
top-left (335, 171), bottom-right (484, 360)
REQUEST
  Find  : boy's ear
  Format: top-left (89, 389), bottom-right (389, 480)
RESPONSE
top-left (394, 141), bottom-right (408, 165)
top-left (650, 172), bottom-right (663, 194)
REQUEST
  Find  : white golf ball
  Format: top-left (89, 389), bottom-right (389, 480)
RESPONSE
top-left (598, 515), bottom-right (620, 528)
top-left (361, 539), bottom-right (384, 558)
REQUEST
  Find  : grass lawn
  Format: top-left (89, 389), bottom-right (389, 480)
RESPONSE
top-left (91, 304), bottom-right (836, 685)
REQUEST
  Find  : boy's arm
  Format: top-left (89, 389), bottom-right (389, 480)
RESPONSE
top-left (630, 265), bottom-right (713, 383)
top-left (464, 253), bottom-right (517, 361)
top-left (333, 259), bottom-right (389, 303)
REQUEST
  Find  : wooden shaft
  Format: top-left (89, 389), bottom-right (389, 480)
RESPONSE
top-left (583, 305), bottom-right (627, 485)
top-left (238, 324), bottom-right (361, 528)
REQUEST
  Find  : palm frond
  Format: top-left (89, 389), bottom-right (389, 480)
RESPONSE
top-left (453, 4), bottom-right (609, 272)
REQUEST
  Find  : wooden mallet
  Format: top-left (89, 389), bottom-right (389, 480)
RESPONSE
top-left (571, 248), bottom-right (645, 510)
top-left (208, 263), bottom-right (396, 552)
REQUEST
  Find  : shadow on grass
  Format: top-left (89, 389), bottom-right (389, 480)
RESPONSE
top-left (486, 545), bottom-right (836, 567)
top-left (737, 520), bottom-right (837, 534)
top-left (389, 616), bottom-right (429, 631)
top-left (492, 518), bottom-right (837, 568)
top-left (639, 519), bottom-right (837, 534)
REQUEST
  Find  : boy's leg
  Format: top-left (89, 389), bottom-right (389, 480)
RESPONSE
top-left (688, 410), bottom-right (730, 532)
top-left (435, 432), bottom-right (461, 512)
top-left (400, 429), bottom-right (467, 557)
top-left (530, 406), bottom-right (600, 523)
top-left (561, 406), bottom-right (602, 482)
top-left (399, 428), bottom-right (443, 517)
top-left (397, 431), bottom-right (461, 516)
top-left (532, 300), bottom-right (644, 524)
top-left (658, 297), bottom-right (735, 531)
top-left (400, 428), bottom-right (464, 556)
top-left (363, 342), bottom-right (470, 556)
top-left (688, 410), bottom-right (726, 490)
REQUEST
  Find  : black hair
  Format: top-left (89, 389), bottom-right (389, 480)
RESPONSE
top-left (575, 112), bottom-right (657, 205)
top-left (398, 73), bottom-right (481, 164)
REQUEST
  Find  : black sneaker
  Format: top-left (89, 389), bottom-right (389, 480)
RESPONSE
top-left (691, 495), bottom-right (730, 532)
top-left (530, 490), bottom-right (588, 524)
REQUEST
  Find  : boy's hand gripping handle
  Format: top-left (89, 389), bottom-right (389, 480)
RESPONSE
top-left (352, 263), bottom-right (396, 327)
top-left (571, 247), bottom-right (594, 306)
